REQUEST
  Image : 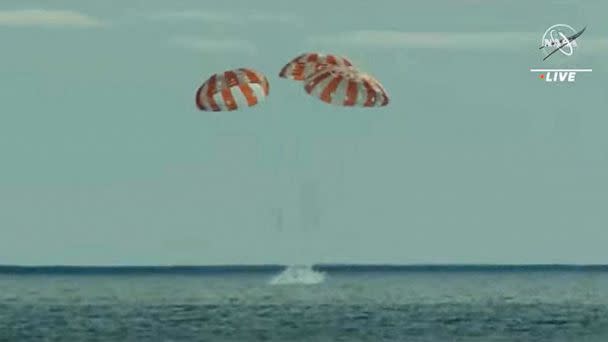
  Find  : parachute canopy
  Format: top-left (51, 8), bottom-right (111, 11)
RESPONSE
top-left (195, 68), bottom-right (269, 111)
top-left (279, 52), bottom-right (354, 82)
top-left (303, 66), bottom-right (389, 107)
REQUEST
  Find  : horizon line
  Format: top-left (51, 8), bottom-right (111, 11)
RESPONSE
top-left (1, 263), bottom-right (607, 275)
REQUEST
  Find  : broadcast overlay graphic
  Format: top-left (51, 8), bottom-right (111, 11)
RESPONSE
top-left (530, 24), bottom-right (592, 83)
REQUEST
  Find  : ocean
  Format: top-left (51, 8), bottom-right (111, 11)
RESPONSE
top-left (1, 265), bottom-right (607, 341)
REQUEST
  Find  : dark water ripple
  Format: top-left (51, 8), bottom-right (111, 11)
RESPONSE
top-left (1, 302), bottom-right (607, 341)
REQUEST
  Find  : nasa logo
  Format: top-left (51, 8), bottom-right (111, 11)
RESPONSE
top-left (540, 24), bottom-right (584, 60)
top-left (530, 24), bottom-right (592, 83)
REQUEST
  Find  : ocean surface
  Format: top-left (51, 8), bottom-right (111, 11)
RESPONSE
top-left (1, 265), bottom-right (607, 341)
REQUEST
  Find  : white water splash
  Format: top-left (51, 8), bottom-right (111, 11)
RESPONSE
top-left (269, 265), bottom-right (325, 285)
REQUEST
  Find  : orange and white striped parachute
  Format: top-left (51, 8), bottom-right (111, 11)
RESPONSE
top-left (279, 52), bottom-right (354, 81)
top-left (195, 68), bottom-right (269, 111)
top-left (303, 65), bottom-right (389, 107)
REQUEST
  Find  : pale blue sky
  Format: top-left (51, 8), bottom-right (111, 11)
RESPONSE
top-left (1, 0), bottom-right (607, 265)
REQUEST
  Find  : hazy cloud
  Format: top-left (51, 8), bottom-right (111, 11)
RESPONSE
top-left (308, 30), bottom-right (608, 54)
top-left (170, 36), bottom-right (258, 54)
top-left (0, 9), bottom-right (104, 28)
top-left (146, 10), bottom-right (296, 24)
top-left (308, 30), bottom-right (538, 49)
